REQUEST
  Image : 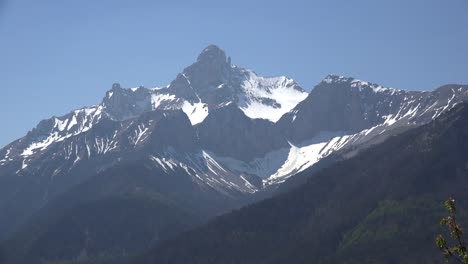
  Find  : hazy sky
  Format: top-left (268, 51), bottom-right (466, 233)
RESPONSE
top-left (1, 0), bottom-right (468, 147)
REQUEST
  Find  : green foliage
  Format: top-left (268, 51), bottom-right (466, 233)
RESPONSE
top-left (436, 198), bottom-right (468, 263)
top-left (340, 198), bottom-right (441, 252)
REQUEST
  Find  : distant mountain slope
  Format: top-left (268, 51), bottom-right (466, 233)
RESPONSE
top-left (8, 196), bottom-right (197, 264)
top-left (2, 160), bottom-right (220, 264)
top-left (138, 103), bottom-right (468, 264)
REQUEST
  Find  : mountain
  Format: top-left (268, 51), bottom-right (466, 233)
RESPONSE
top-left (0, 45), bottom-right (307, 240)
top-left (270, 76), bottom-right (468, 184)
top-left (137, 102), bottom-right (468, 264)
top-left (1, 45), bottom-right (468, 243)
top-left (280, 76), bottom-right (468, 144)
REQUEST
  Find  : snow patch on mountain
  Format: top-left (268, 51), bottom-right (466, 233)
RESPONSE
top-left (150, 93), bottom-right (177, 109)
top-left (21, 132), bottom-right (62, 156)
top-left (350, 79), bottom-right (401, 94)
top-left (21, 106), bottom-right (104, 158)
top-left (129, 124), bottom-right (149, 146)
top-left (263, 131), bottom-right (350, 185)
top-left (181, 101), bottom-right (209, 125)
top-left (323, 75), bottom-right (401, 94)
top-left (0, 148), bottom-right (12, 164)
top-left (214, 148), bottom-right (290, 180)
top-left (238, 71), bottom-right (308, 122)
top-left (196, 131), bottom-right (351, 187)
top-left (148, 150), bottom-right (260, 194)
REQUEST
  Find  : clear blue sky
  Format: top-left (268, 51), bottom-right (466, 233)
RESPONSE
top-left (1, 0), bottom-right (468, 148)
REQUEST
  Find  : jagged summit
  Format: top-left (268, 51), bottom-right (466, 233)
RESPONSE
top-left (99, 45), bottom-right (307, 124)
top-left (320, 74), bottom-right (401, 94)
top-left (321, 74), bottom-right (379, 87)
top-left (196, 44), bottom-right (228, 64)
top-left (177, 45), bottom-right (232, 98)
top-left (111, 83), bottom-right (122, 89)
top-left (321, 74), bottom-right (351, 84)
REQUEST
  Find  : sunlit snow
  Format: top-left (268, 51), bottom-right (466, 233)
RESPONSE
top-left (181, 101), bottom-right (209, 125)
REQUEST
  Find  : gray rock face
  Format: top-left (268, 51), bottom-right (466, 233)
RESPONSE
top-left (197, 104), bottom-right (288, 162)
top-left (185, 45), bottom-right (232, 96)
top-left (279, 75), bottom-right (468, 144)
top-left (141, 110), bottom-right (198, 152)
top-left (278, 75), bottom-right (403, 142)
top-left (167, 74), bottom-right (199, 102)
top-left (102, 84), bottom-right (152, 120)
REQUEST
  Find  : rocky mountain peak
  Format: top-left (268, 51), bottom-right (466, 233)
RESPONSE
top-left (111, 83), bottom-right (122, 90)
top-left (319, 74), bottom-right (401, 95)
top-left (321, 74), bottom-right (353, 84)
top-left (97, 45), bottom-right (307, 123)
top-left (196, 44), bottom-right (228, 64)
top-left (178, 45), bottom-right (232, 96)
